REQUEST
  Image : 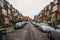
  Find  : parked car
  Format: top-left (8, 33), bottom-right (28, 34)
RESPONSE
top-left (0, 28), bottom-right (7, 40)
top-left (14, 22), bottom-right (23, 29)
top-left (22, 21), bottom-right (27, 25)
top-left (47, 24), bottom-right (60, 40)
top-left (35, 23), bottom-right (40, 27)
top-left (32, 22), bottom-right (36, 25)
top-left (14, 21), bottom-right (27, 29)
top-left (38, 23), bottom-right (54, 32)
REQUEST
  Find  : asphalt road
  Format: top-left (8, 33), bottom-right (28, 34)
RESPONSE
top-left (8, 22), bottom-right (49, 40)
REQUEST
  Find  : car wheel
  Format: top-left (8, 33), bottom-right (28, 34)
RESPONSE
top-left (47, 32), bottom-right (52, 39)
top-left (2, 34), bottom-right (7, 40)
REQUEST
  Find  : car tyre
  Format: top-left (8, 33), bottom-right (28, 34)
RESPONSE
top-left (47, 32), bottom-right (52, 39)
top-left (2, 34), bottom-right (7, 40)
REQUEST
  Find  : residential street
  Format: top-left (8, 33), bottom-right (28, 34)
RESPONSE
top-left (0, 0), bottom-right (60, 40)
top-left (8, 22), bottom-right (49, 40)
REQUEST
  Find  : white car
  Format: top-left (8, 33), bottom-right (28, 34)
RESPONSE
top-left (39, 23), bottom-right (54, 32)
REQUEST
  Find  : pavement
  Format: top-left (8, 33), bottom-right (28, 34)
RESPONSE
top-left (7, 22), bottom-right (49, 40)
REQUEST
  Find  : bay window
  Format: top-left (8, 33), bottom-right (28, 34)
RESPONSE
top-left (0, 1), bottom-right (4, 8)
top-left (59, 5), bottom-right (60, 12)
top-left (54, 0), bottom-right (60, 4)
top-left (52, 5), bottom-right (58, 12)
top-left (12, 8), bottom-right (15, 13)
top-left (49, 5), bottom-right (51, 11)
top-left (47, 11), bottom-right (50, 16)
top-left (8, 9), bottom-right (11, 14)
top-left (7, 3), bottom-right (10, 8)
top-left (4, 17), bottom-right (9, 24)
top-left (54, 0), bottom-right (58, 4)
top-left (2, 9), bottom-right (7, 16)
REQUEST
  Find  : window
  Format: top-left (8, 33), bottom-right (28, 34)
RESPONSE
top-left (5, 17), bottom-right (9, 24)
top-left (2, 9), bottom-right (7, 16)
top-left (59, 5), bottom-right (60, 12)
top-left (14, 13), bottom-right (17, 16)
top-left (49, 5), bottom-right (51, 10)
top-left (54, 0), bottom-right (58, 4)
top-left (8, 9), bottom-right (11, 14)
top-left (58, 0), bottom-right (60, 3)
top-left (0, 1), bottom-right (4, 8)
top-left (12, 8), bottom-right (15, 13)
top-left (52, 5), bottom-right (58, 12)
top-left (0, 16), bottom-right (3, 24)
top-left (57, 16), bottom-right (60, 19)
top-left (40, 15), bottom-right (42, 17)
top-left (8, 4), bottom-right (10, 8)
top-left (47, 11), bottom-right (49, 16)
top-left (51, 14), bottom-right (55, 20)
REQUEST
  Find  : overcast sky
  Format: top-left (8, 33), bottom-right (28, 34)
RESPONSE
top-left (7, 0), bottom-right (53, 19)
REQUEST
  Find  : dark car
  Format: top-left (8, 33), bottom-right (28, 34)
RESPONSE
top-left (47, 24), bottom-right (60, 40)
top-left (14, 22), bottom-right (26, 29)
top-left (0, 28), bottom-right (7, 40)
top-left (14, 22), bottom-right (22, 29)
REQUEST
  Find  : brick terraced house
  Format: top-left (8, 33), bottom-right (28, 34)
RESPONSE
top-left (34, 0), bottom-right (60, 27)
top-left (0, 0), bottom-right (23, 28)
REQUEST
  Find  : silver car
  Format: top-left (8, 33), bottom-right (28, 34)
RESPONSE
top-left (47, 24), bottom-right (60, 40)
top-left (39, 23), bottom-right (54, 32)
top-left (14, 22), bottom-right (23, 29)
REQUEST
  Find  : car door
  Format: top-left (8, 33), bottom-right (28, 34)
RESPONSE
top-left (51, 29), bottom-right (60, 40)
top-left (54, 30), bottom-right (60, 40)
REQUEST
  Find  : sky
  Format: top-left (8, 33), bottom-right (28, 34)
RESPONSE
top-left (7, 0), bottom-right (53, 19)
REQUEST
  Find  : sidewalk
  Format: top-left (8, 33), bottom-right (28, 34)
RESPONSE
top-left (6, 26), bottom-right (15, 33)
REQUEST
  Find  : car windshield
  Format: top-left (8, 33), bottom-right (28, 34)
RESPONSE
top-left (40, 23), bottom-right (48, 26)
top-left (16, 23), bottom-right (19, 26)
top-left (16, 23), bottom-right (21, 25)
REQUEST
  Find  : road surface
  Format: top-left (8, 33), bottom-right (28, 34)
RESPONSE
top-left (8, 22), bottom-right (49, 40)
